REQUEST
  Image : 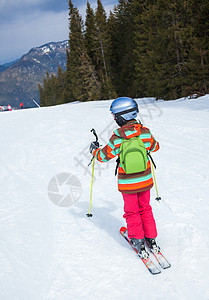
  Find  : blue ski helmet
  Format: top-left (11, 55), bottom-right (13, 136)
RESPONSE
top-left (110, 97), bottom-right (138, 126)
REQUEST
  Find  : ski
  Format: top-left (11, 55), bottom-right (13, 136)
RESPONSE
top-left (145, 242), bottom-right (171, 269)
top-left (120, 227), bottom-right (161, 275)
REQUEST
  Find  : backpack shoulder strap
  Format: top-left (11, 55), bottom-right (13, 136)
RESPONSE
top-left (115, 156), bottom-right (120, 176)
top-left (147, 152), bottom-right (157, 169)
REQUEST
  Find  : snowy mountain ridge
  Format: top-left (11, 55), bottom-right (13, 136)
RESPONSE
top-left (0, 40), bottom-right (68, 108)
top-left (27, 40), bottom-right (68, 57)
top-left (0, 95), bottom-right (209, 299)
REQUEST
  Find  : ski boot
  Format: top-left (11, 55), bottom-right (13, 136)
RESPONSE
top-left (145, 237), bottom-right (160, 254)
top-left (130, 238), bottom-right (149, 259)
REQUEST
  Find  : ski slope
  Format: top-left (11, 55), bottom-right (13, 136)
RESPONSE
top-left (0, 95), bottom-right (209, 300)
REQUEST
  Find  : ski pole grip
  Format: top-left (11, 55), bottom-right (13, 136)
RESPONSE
top-left (91, 128), bottom-right (98, 142)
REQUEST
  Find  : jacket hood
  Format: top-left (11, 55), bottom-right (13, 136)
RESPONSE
top-left (113, 120), bottom-right (142, 139)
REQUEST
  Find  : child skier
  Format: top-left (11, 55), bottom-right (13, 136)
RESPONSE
top-left (89, 97), bottom-right (160, 258)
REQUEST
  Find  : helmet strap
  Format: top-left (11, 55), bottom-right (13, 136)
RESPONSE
top-left (137, 118), bottom-right (142, 125)
top-left (115, 115), bottom-right (128, 127)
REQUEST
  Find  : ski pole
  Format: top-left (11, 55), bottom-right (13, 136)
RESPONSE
top-left (86, 128), bottom-right (99, 217)
top-left (86, 156), bottom-right (96, 217)
top-left (149, 152), bottom-right (161, 201)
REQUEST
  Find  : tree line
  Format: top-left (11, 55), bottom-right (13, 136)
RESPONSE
top-left (39, 0), bottom-right (209, 106)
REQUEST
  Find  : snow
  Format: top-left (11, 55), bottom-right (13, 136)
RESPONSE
top-left (33, 58), bottom-right (41, 64)
top-left (41, 46), bottom-right (51, 54)
top-left (1, 95), bottom-right (209, 299)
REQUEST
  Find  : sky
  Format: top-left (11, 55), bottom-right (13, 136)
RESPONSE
top-left (0, 0), bottom-right (118, 65)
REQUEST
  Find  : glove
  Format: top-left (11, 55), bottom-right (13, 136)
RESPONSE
top-left (89, 141), bottom-right (99, 154)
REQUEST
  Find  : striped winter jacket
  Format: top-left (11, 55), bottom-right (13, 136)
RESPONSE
top-left (93, 120), bottom-right (159, 194)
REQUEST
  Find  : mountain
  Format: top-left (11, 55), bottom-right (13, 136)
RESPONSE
top-left (0, 60), bottom-right (19, 73)
top-left (0, 40), bottom-right (68, 108)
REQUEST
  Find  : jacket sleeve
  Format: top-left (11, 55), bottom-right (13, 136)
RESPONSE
top-left (93, 135), bottom-right (117, 162)
top-left (149, 133), bottom-right (160, 152)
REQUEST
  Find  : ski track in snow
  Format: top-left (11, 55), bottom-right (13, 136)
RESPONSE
top-left (0, 96), bottom-right (209, 299)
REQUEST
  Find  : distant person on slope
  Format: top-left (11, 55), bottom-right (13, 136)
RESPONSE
top-left (20, 102), bottom-right (23, 109)
top-left (89, 97), bottom-right (160, 258)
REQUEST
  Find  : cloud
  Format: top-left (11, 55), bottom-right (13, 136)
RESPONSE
top-left (0, 0), bottom-right (117, 64)
top-left (0, 10), bottom-right (68, 64)
top-left (0, 0), bottom-right (55, 11)
top-left (0, 0), bottom-right (44, 9)
top-left (0, 0), bottom-right (67, 25)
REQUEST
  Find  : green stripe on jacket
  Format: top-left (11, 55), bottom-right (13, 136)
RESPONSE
top-left (118, 173), bottom-right (152, 184)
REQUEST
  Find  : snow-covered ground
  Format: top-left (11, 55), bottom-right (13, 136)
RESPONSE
top-left (0, 95), bottom-right (209, 300)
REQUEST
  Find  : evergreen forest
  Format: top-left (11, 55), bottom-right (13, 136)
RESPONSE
top-left (39, 0), bottom-right (209, 106)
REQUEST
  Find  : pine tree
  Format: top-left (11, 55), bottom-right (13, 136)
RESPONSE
top-left (130, 0), bottom-right (146, 97)
top-left (133, 0), bottom-right (193, 99)
top-left (55, 65), bottom-right (67, 105)
top-left (95, 0), bottom-right (108, 79)
top-left (106, 10), bottom-right (119, 94)
top-left (42, 72), bottom-right (52, 106)
top-left (95, 0), bottom-right (116, 99)
top-left (110, 0), bottom-right (136, 97)
top-left (67, 0), bottom-right (101, 101)
top-left (79, 52), bottom-right (101, 101)
top-left (84, 2), bottom-right (98, 66)
top-left (67, 0), bottom-right (85, 101)
top-left (38, 84), bottom-right (45, 107)
top-left (39, 0), bottom-right (209, 106)
top-left (186, 0), bottom-right (209, 96)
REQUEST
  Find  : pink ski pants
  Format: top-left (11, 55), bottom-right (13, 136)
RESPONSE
top-left (122, 190), bottom-right (157, 240)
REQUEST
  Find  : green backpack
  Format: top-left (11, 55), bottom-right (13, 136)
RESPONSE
top-left (119, 136), bottom-right (147, 174)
